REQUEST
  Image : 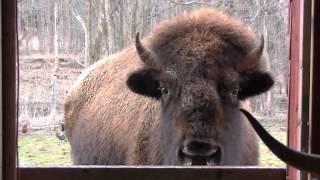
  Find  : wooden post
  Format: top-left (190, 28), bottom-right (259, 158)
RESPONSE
top-left (288, 0), bottom-right (303, 179)
top-left (2, 0), bottom-right (17, 180)
top-left (310, 0), bottom-right (320, 179)
top-left (300, 0), bottom-right (312, 179)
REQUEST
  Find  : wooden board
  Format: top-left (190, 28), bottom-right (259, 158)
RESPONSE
top-left (2, 0), bottom-right (18, 180)
top-left (19, 166), bottom-right (286, 180)
top-left (310, 0), bottom-right (320, 161)
top-left (288, 0), bottom-right (303, 179)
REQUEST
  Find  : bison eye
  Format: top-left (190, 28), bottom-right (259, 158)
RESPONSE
top-left (230, 87), bottom-right (240, 97)
top-left (160, 87), bottom-right (169, 95)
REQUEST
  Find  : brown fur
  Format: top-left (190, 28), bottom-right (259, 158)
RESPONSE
top-left (65, 8), bottom-right (272, 165)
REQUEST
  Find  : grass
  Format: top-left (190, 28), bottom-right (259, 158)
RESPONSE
top-left (18, 134), bottom-right (72, 166)
top-left (258, 130), bottom-right (286, 167)
top-left (18, 129), bottom-right (286, 167)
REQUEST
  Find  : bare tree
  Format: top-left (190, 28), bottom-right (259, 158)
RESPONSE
top-left (18, 0), bottom-right (289, 123)
top-left (71, 8), bottom-right (88, 66)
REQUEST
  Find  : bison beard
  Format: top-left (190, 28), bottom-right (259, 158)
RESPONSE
top-left (64, 8), bottom-right (274, 166)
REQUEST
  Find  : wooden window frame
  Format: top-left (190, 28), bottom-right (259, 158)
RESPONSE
top-left (2, 0), bottom-right (18, 180)
top-left (309, 1), bottom-right (320, 180)
top-left (288, 0), bottom-right (320, 180)
top-left (287, 0), bottom-right (302, 179)
top-left (2, 0), bottom-right (319, 180)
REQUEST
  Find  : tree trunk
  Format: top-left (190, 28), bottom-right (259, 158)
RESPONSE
top-left (87, 1), bottom-right (93, 64)
top-left (51, 2), bottom-right (59, 128)
top-left (71, 8), bottom-right (88, 66)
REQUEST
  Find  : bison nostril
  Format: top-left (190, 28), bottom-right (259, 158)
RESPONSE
top-left (179, 140), bottom-right (222, 165)
top-left (185, 141), bottom-right (211, 156)
top-left (184, 141), bottom-right (218, 156)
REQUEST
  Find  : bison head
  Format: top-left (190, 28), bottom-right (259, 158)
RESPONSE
top-left (127, 16), bottom-right (274, 165)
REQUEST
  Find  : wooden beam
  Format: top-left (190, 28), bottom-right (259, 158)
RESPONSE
top-left (288, 0), bottom-right (303, 179)
top-left (2, 0), bottom-right (18, 180)
top-left (310, 0), bottom-right (320, 157)
top-left (300, 0), bottom-right (312, 179)
top-left (19, 166), bottom-right (286, 180)
top-left (309, 1), bottom-right (320, 179)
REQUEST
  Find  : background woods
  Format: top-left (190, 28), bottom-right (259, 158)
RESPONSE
top-left (17, 0), bottom-right (289, 166)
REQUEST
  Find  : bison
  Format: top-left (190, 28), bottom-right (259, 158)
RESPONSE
top-left (64, 8), bottom-right (274, 166)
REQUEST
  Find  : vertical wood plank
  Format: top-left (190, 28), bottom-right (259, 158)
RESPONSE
top-left (2, 0), bottom-right (18, 180)
top-left (309, 1), bottom-right (320, 178)
top-left (300, 0), bottom-right (312, 179)
top-left (288, 0), bottom-right (303, 179)
top-left (310, 0), bottom-right (320, 159)
top-left (300, 0), bottom-right (312, 155)
top-left (0, 1), bottom-right (2, 179)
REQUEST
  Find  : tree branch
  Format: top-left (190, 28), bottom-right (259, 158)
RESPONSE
top-left (147, 0), bottom-right (218, 19)
top-left (147, 4), bottom-right (176, 19)
top-left (71, 8), bottom-right (88, 66)
top-left (169, 0), bottom-right (217, 6)
top-left (248, 3), bottom-right (267, 26)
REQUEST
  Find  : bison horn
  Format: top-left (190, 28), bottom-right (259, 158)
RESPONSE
top-left (240, 109), bottom-right (320, 174)
top-left (237, 35), bottom-right (264, 72)
top-left (135, 32), bottom-right (162, 70)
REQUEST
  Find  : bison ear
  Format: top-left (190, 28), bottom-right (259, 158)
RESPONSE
top-left (127, 68), bottom-right (162, 99)
top-left (238, 71), bottom-right (274, 100)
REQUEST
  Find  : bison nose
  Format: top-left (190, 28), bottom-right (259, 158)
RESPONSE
top-left (178, 139), bottom-right (222, 166)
